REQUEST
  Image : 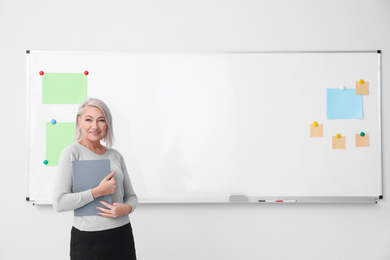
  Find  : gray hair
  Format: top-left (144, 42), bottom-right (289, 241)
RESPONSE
top-left (75, 98), bottom-right (115, 147)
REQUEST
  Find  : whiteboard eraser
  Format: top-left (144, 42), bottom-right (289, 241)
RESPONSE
top-left (230, 195), bottom-right (248, 202)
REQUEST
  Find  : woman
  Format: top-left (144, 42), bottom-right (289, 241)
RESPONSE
top-left (53, 98), bottom-right (138, 260)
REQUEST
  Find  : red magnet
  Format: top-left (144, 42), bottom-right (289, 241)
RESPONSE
top-left (84, 71), bottom-right (89, 75)
top-left (39, 71), bottom-right (44, 76)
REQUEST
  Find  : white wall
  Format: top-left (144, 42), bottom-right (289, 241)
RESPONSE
top-left (1, 0), bottom-right (389, 259)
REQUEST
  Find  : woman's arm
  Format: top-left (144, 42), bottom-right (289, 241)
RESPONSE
top-left (91, 171), bottom-right (117, 199)
top-left (121, 155), bottom-right (138, 213)
top-left (96, 154), bottom-right (138, 218)
top-left (52, 147), bottom-right (94, 212)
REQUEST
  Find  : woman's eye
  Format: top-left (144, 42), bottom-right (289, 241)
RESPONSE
top-left (99, 119), bottom-right (106, 122)
top-left (86, 119), bottom-right (92, 122)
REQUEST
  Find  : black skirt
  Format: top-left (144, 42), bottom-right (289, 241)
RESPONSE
top-left (70, 223), bottom-right (136, 260)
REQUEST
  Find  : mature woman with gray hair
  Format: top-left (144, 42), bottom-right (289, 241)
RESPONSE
top-left (53, 98), bottom-right (138, 260)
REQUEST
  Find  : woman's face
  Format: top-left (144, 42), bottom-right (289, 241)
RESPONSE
top-left (77, 106), bottom-right (107, 144)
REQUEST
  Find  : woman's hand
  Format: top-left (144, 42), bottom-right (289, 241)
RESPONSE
top-left (97, 201), bottom-right (132, 218)
top-left (92, 171), bottom-right (116, 199)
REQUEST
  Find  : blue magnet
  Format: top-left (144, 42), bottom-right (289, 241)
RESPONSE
top-left (51, 119), bottom-right (57, 125)
top-left (43, 160), bottom-right (48, 165)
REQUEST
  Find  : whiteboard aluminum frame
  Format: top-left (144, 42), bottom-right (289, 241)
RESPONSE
top-left (26, 50), bottom-right (383, 205)
top-left (26, 50), bottom-right (31, 202)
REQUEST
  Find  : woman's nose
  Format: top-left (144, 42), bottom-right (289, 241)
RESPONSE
top-left (92, 120), bottom-right (99, 129)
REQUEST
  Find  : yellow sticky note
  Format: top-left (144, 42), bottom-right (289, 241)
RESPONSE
top-left (310, 124), bottom-right (323, 137)
top-left (356, 133), bottom-right (369, 147)
top-left (332, 135), bottom-right (346, 149)
top-left (356, 81), bottom-right (369, 95)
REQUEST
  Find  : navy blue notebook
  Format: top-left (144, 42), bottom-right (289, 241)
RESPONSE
top-left (72, 159), bottom-right (112, 216)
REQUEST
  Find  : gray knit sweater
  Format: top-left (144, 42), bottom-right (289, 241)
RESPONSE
top-left (53, 142), bottom-right (138, 231)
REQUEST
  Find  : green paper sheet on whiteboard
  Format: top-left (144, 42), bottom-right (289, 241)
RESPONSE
top-left (46, 122), bottom-right (75, 166)
top-left (42, 73), bottom-right (87, 104)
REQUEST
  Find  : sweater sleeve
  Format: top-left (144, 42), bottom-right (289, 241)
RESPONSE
top-left (52, 146), bottom-right (94, 212)
top-left (120, 155), bottom-right (138, 213)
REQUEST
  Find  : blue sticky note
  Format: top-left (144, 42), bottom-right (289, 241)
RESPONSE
top-left (327, 89), bottom-right (363, 119)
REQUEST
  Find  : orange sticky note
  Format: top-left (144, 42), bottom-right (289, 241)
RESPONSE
top-left (356, 81), bottom-right (369, 95)
top-left (356, 133), bottom-right (369, 147)
top-left (310, 124), bottom-right (323, 137)
top-left (332, 135), bottom-right (346, 149)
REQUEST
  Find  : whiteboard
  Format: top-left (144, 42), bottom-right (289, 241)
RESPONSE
top-left (27, 51), bottom-right (382, 204)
